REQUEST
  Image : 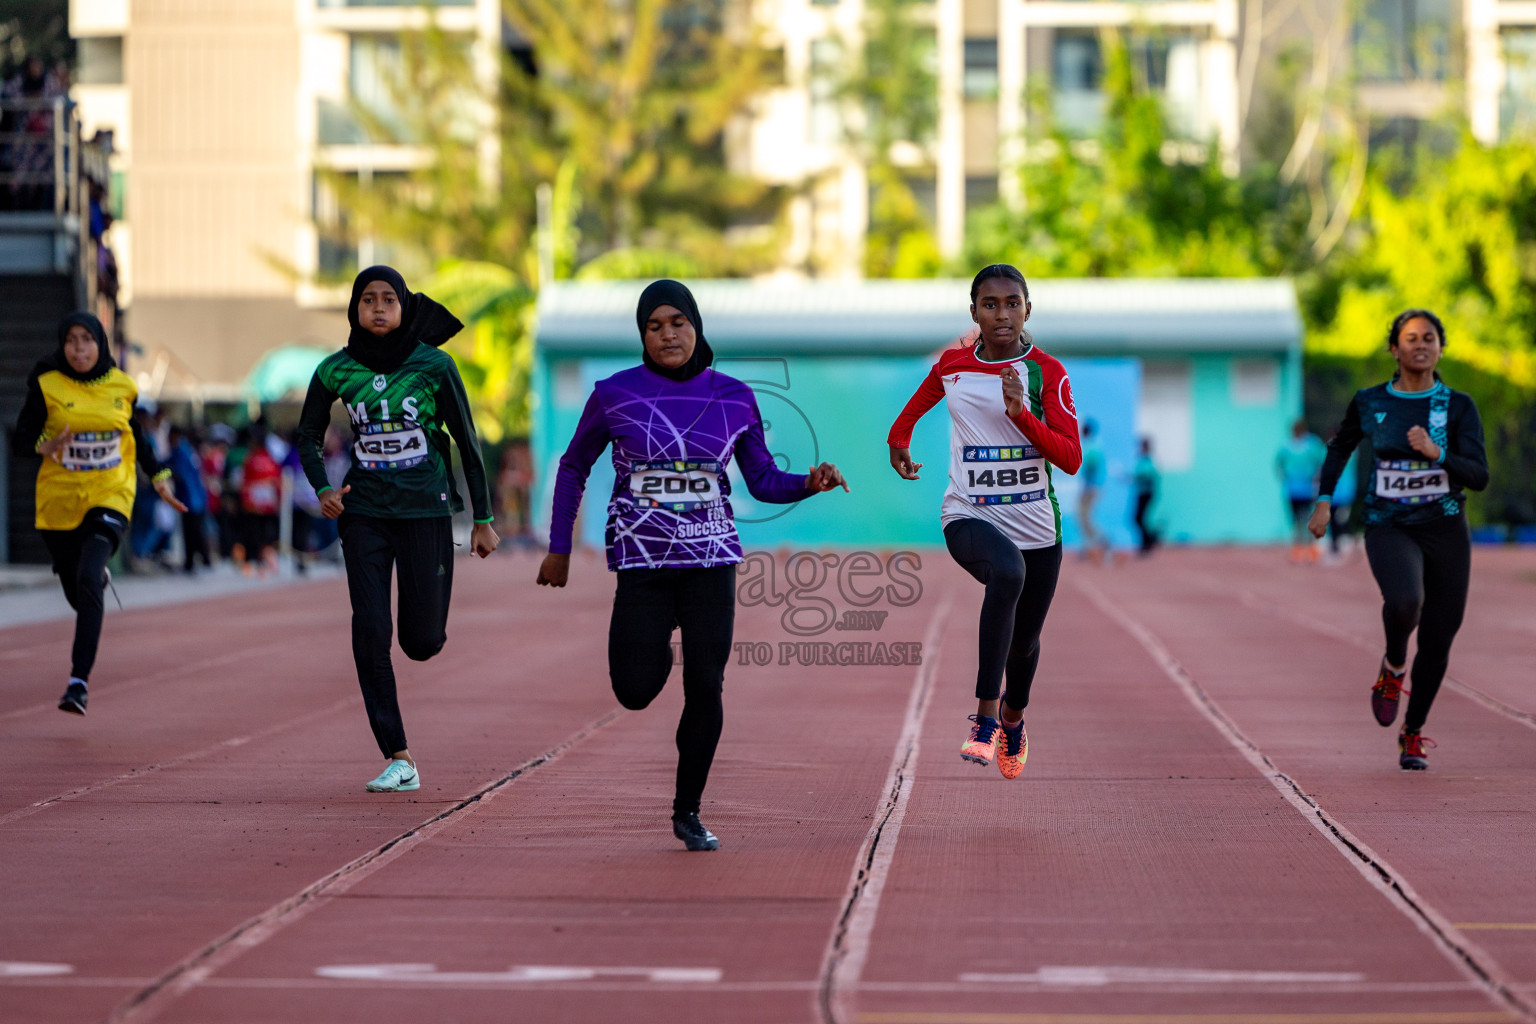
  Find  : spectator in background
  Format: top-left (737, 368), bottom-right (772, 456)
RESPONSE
top-left (1077, 418), bottom-right (1109, 563)
top-left (1132, 437), bottom-right (1160, 556)
top-left (1325, 447), bottom-right (1360, 564)
top-left (497, 439), bottom-right (535, 546)
top-left (1277, 418), bottom-right (1328, 563)
top-left (238, 424), bottom-right (282, 576)
top-left (202, 422), bottom-right (234, 559)
top-left (128, 401), bottom-right (174, 568)
top-left (167, 424), bottom-right (210, 573)
top-left (1, 56), bottom-right (66, 211)
top-left (284, 429), bottom-right (322, 573)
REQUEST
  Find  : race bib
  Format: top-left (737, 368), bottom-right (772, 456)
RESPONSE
top-left (629, 459), bottom-right (723, 512)
top-left (355, 420), bottom-right (430, 470)
top-left (60, 430), bottom-right (122, 472)
top-left (1375, 460), bottom-right (1450, 504)
top-left (961, 445), bottom-right (1047, 506)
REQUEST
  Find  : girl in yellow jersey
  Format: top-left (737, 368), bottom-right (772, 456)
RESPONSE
top-left (11, 313), bottom-right (186, 714)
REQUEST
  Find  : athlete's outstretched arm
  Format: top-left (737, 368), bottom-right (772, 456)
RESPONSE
top-left (10, 378), bottom-right (46, 456)
top-left (735, 395), bottom-right (833, 502)
top-left (1310, 394), bottom-right (1364, 537)
top-left (887, 364), bottom-right (945, 479)
top-left (1316, 394), bottom-right (1362, 501)
top-left (296, 373), bottom-right (339, 496)
top-left (539, 391), bottom-right (612, 587)
top-left (440, 360), bottom-right (499, 556)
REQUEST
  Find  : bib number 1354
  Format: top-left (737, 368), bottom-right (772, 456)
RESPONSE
top-left (355, 420), bottom-right (429, 470)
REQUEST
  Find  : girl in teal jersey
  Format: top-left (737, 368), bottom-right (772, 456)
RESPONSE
top-left (297, 266), bottom-right (499, 793)
top-left (1309, 309), bottom-right (1488, 770)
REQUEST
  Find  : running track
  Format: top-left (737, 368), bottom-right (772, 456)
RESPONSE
top-left (2, 546), bottom-right (1533, 1024)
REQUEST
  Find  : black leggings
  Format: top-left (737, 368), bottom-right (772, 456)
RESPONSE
top-left (1364, 515), bottom-right (1471, 733)
top-left (943, 518), bottom-right (1063, 712)
top-left (338, 514), bottom-right (454, 758)
top-left (40, 507), bottom-right (127, 682)
top-left (608, 565), bottom-right (735, 818)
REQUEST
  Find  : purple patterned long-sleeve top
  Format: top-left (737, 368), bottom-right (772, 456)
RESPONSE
top-left (549, 365), bottom-right (811, 570)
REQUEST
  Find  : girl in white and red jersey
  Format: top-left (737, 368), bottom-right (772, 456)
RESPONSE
top-left (887, 264), bottom-right (1082, 779)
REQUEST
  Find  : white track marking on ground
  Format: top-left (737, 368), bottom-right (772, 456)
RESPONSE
top-left (1077, 578), bottom-right (1536, 1024)
top-left (960, 967), bottom-right (1365, 986)
top-left (314, 964), bottom-right (722, 983)
top-left (0, 962), bottom-right (73, 977)
top-left (0, 696), bottom-right (360, 828)
top-left (0, 641), bottom-right (294, 724)
top-left (1181, 568), bottom-right (1536, 732)
top-left (108, 708), bottom-right (624, 1024)
top-left (818, 595), bottom-right (952, 1024)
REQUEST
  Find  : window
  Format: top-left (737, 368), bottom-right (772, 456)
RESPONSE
top-left (77, 37), bottom-right (124, 86)
top-left (1354, 0), bottom-right (1456, 83)
top-left (964, 38), bottom-right (998, 100)
top-left (810, 38), bottom-right (842, 144)
top-left (1052, 30), bottom-right (1105, 135)
top-left (1230, 359), bottom-right (1278, 407)
top-left (317, 0), bottom-right (471, 7)
top-left (1136, 361), bottom-right (1193, 472)
top-left (1503, 29), bottom-right (1536, 139)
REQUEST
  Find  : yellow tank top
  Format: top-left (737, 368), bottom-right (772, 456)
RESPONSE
top-left (34, 368), bottom-right (141, 531)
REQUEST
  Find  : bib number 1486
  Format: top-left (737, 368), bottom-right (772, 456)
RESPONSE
top-left (967, 467), bottom-right (1040, 488)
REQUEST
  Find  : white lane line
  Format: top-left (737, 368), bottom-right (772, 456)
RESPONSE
top-left (108, 708), bottom-right (623, 1024)
top-left (0, 696), bottom-right (360, 828)
top-left (1183, 569), bottom-right (1536, 733)
top-left (315, 964), bottom-right (721, 983)
top-left (960, 966), bottom-right (1365, 986)
top-left (817, 595), bottom-right (951, 1024)
top-left (1077, 578), bottom-right (1536, 1024)
top-left (0, 962), bottom-right (73, 977)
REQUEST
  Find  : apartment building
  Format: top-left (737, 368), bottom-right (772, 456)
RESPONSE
top-left (744, 0), bottom-right (1536, 271)
top-left (68, 0), bottom-right (500, 400)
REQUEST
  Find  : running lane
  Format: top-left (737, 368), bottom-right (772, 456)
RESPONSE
top-left (2, 549), bottom-right (1531, 1023)
top-left (0, 549), bottom-right (944, 1024)
top-left (835, 551), bottom-right (1534, 1024)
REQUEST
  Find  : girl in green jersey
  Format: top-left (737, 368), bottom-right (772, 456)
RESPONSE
top-left (297, 266), bottom-right (499, 793)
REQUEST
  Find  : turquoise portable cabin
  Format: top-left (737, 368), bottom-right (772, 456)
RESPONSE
top-left (532, 278), bottom-right (1304, 549)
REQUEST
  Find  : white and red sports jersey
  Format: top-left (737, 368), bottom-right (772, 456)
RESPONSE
top-left (888, 342), bottom-right (1082, 549)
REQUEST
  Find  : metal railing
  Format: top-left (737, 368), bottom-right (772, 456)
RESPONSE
top-left (0, 96), bottom-right (95, 216)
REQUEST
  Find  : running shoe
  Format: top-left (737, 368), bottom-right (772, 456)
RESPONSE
top-left (996, 713), bottom-right (1028, 779)
top-left (365, 759), bottom-right (420, 792)
top-left (1371, 663), bottom-right (1406, 727)
top-left (672, 813), bottom-right (719, 851)
top-left (1398, 731), bottom-right (1435, 771)
top-left (960, 714), bottom-right (1000, 766)
top-left (57, 681), bottom-right (87, 716)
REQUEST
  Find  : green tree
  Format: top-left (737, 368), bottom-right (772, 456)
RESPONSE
top-left (319, 1), bottom-right (788, 440)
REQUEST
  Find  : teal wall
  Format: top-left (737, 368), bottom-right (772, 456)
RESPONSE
top-left (532, 348), bottom-right (1298, 549)
top-left (1145, 353), bottom-right (1299, 545)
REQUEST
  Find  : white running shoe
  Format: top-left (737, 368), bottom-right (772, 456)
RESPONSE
top-left (365, 759), bottom-right (420, 792)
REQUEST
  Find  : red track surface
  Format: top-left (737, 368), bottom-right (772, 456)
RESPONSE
top-left (2, 546), bottom-right (1533, 1024)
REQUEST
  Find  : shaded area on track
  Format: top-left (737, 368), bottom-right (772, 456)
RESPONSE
top-left (0, 546), bottom-right (1531, 1023)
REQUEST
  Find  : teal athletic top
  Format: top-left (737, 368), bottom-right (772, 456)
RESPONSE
top-left (1317, 380), bottom-right (1488, 528)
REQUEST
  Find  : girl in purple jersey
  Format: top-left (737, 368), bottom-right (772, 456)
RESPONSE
top-left (537, 279), bottom-right (847, 851)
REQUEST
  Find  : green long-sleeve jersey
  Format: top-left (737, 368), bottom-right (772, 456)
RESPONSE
top-left (296, 344), bottom-right (492, 522)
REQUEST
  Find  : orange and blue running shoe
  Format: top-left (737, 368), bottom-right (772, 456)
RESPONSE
top-left (1398, 730), bottom-right (1435, 770)
top-left (1371, 663), bottom-right (1405, 727)
top-left (996, 714), bottom-right (1027, 779)
top-left (960, 714), bottom-right (1000, 766)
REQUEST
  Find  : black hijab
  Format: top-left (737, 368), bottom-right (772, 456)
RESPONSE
top-left (344, 265), bottom-right (464, 375)
top-left (29, 312), bottom-right (114, 386)
top-left (636, 279), bottom-right (714, 382)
